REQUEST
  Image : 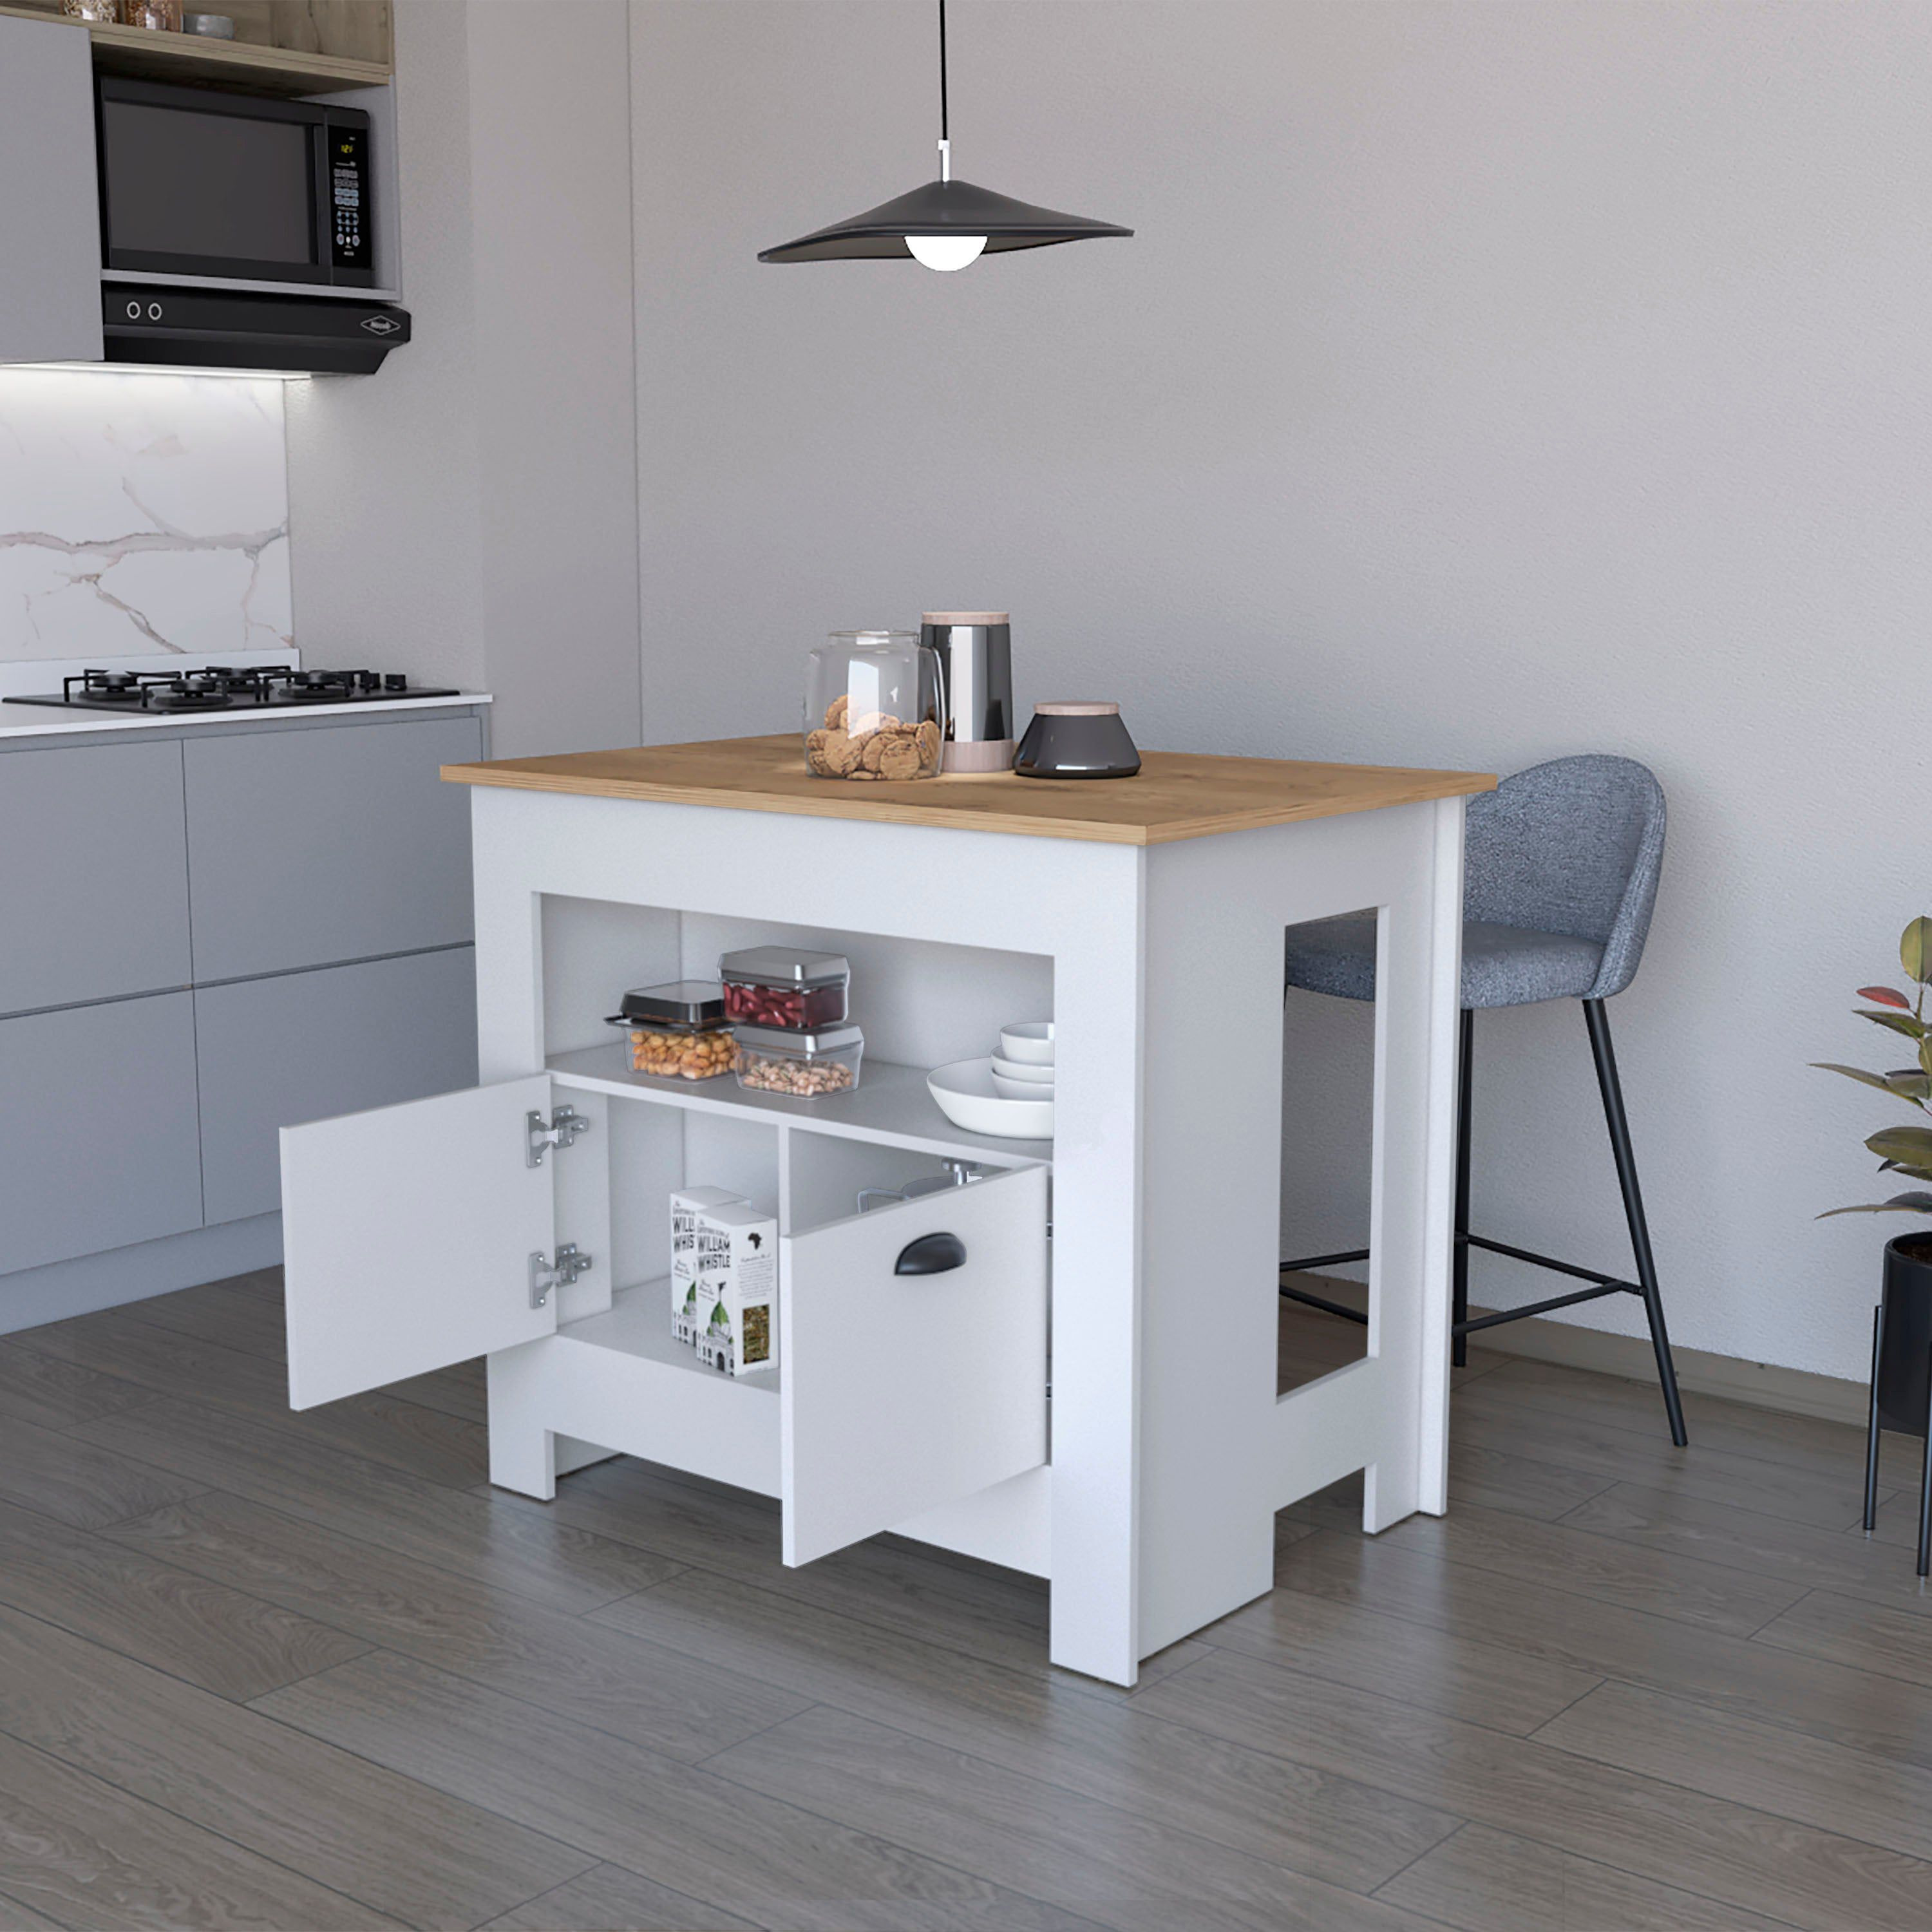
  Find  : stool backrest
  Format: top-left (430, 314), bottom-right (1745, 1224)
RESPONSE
top-left (1465, 754), bottom-right (1666, 999)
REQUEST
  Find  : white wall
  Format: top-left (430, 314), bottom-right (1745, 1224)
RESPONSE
top-left (288, 0), bottom-right (641, 757)
top-left (631, 0), bottom-right (1932, 1381)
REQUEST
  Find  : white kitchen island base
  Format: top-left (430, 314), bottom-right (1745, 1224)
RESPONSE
top-left (281, 737), bottom-right (1488, 1685)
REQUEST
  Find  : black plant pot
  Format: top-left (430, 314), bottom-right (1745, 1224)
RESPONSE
top-left (1866, 1234), bottom-right (1932, 1576)
top-left (1877, 1235), bottom-right (1932, 1434)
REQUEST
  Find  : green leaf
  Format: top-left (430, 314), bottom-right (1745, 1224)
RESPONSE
top-left (1861, 986), bottom-right (1913, 1010)
top-left (1820, 1191), bottom-right (1932, 1217)
top-left (1887, 1069), bottom-right (1932, 1101)
top-left (1902, 917), bottom-right (1932, 984)
top-left (1861, 1009), bottom-right (1928, 1040)
top-left (1866, 1125), bottom-right (1932, 1166)
top-left (1883, 1164), bottom-right (1932, 1182)
top-left (1814, 1061), bottom-right (1893, 1092)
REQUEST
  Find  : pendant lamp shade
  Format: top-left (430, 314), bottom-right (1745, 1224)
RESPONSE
top-left (757, 1), bottom-right (1131, 269)
top-left (759, 177), bottom-right (1131, 264)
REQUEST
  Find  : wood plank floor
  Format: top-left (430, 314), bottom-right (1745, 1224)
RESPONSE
top-left (0, 1274), bottom-right (1925, 1927)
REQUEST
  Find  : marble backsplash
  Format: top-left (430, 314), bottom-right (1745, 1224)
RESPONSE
top-left (0, 368), bottom-right (292, 663)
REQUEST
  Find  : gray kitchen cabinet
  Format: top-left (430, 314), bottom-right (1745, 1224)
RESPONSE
top-left (194, 946), bottom-right (478, 1226)
top-left (0, 16), bottom-right (104, 366)
top-left (184, 715), bottom-right (483, 981)
top-left (0, 741), bottom-right (192, 1019)
top-left (0, 992), bottom-right (202, 1273)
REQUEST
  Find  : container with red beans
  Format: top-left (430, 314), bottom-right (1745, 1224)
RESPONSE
top-left (717, 948), bottom-right (851, 1031)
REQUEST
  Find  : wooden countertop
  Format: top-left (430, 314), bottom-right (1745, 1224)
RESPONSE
top-left (442, 734), bottom-right (1495, 847)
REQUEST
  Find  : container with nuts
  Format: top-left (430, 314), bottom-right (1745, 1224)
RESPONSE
top-left (803, 630), bottom-right (943, 781)
top-left (732, 1021), bottom-right (865, 1097)
top-left (606, 981), bottom-right (735, 1081)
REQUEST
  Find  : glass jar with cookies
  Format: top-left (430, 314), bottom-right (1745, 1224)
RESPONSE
top-left (804, 631), bottom-right (943, 781)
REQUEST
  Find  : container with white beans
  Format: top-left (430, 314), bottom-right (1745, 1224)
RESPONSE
top-left (732, 1021), bottom-right (864, 1097)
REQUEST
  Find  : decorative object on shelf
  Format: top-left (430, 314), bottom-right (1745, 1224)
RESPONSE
top-left (120, 0), bottom-right (182, 29)
top-left (1815, 914), bottom-right (1932, 1573)
top-left (759, 0), bottom-right (1131, 270)
top-left (804, 630), bottom-right (943, 781)
top-left (1013, 703), bottom-right (1141, 781)
top-left (182, 12), bottom-right (235, 36)
top-left (923, 612), bottom-right (1016, 773)
top-left (62, 1), bottom-right (120, 23)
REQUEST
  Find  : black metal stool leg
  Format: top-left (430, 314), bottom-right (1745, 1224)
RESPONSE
top-left (1584, 999), bottom-right (1688, 1447)
top-left (1452, 1009), bottom-right (1473, 1368)
top-left (1865, 1303), bottom-right (1886, 1534)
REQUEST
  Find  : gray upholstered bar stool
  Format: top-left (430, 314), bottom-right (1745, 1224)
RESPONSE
top-left (1280, 753), bottom-right (1687, 1444)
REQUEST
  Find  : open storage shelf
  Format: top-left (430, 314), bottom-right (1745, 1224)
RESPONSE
top-left (0, 3), bottom-right (392, 95)
top-left (547, 1040), bottom-right (1050, 1170)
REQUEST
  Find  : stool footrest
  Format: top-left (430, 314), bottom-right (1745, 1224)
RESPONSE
top-left (1456, 1278), bottom-right (1636, 1334)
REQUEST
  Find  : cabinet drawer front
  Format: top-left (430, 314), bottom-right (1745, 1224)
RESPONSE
top-left (0, 742), bottom-right (190, 1017)
top-left (0, 992), bottom-right (202, 1276)
top-left (781, 1163), bottom-right (1048, 1567)
top-left (185, 715), bottom-right (482, 981)
top-left (197, 947), bottom-right (478, 1226)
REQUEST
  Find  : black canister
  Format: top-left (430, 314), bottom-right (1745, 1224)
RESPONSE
top-left (1013, 701), bottom-right (1142, 780)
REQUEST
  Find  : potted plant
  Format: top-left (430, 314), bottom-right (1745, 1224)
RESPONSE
top-left (1817, 914), bottom-right (1932, 1559)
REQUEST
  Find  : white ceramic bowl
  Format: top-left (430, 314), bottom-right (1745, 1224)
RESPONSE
top-left (997, 1021), bottom-right (1056, 1066)
top-left (927, 1058), bottom-right (1054, 1140)
top-left (990, 1054), bottom-right (1055, 1085)
top-left (990, 1066), bottom-right (1056, 1101)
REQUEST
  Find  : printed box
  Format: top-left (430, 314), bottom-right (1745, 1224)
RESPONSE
top-left (690, 1198), bottom-right (779, 1376)
top-left (670, 1184), bottom-right (744, 1344)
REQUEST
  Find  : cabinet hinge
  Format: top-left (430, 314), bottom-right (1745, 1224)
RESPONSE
top-left (529, 1244), bottom-right (593, 1308)
top-left (526, 1105), bottom-right (591, 1168)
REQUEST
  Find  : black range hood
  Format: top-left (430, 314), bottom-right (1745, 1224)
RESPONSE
top-left (102, 283), bottom-right (411, 375)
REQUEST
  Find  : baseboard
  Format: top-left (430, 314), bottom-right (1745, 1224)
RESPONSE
top-left (0, 1215), bottom-right (282, 1336)
top-left (1463, 1301), bottom-right (1869, 1427)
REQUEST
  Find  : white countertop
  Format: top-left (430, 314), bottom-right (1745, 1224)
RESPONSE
top-left (0, 692), bottom-right (491, 741)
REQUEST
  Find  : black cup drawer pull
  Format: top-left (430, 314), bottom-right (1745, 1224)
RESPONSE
top-left (895, 1232), bottom-right (967, 1276)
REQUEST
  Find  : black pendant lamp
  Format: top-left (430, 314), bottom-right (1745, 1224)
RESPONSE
top-left (759, 0), bottom-right (1132, 271)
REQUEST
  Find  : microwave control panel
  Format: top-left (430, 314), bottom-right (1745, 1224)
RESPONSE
top-left (327, 124), bottom-right (372, 277)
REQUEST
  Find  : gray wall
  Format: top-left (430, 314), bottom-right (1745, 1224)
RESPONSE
top-left (288, 0), bottom-right (641, 759)
top-left (632, 0), bottom-right (1932, 1382)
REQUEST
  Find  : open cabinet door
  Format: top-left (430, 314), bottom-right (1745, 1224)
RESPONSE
top-left (781, 1163), bottom-right (1049, 1566)
top-left (282, 1073), bottom-right (565, 1408)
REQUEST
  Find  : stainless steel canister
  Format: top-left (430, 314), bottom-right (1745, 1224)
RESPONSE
top-left (921, 612), bottom-right (1015, 773)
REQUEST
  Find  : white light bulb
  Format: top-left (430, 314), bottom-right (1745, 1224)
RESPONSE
top-left (907, 234), bottom-right (987, 272)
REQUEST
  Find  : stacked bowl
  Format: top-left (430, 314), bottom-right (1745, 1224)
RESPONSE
top-left (926, 1021), bottom-right (1055, 1141)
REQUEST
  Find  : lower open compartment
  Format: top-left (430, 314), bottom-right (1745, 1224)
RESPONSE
top-left (489, 1081), bottom-right (1054, 1573)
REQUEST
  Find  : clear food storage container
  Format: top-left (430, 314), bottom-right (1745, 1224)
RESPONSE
top-left (719, 947), bottom-right (851, 1030)
top-left (734, 1022), bottom-right (865, 1097)
top-left (606, 981), bottom-right (735, 1081)
top-left (804, 630), bottom-right (943, 781)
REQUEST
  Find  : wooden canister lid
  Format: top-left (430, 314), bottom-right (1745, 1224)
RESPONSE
top-left (1035, 701), bottom-right (1119, 716)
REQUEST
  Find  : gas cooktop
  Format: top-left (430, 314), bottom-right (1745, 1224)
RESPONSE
top-left (10, 665), bottom-right (462, 715)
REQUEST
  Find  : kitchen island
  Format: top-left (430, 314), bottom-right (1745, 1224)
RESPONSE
top-left (279, 733), bottom-right (1493, 1685)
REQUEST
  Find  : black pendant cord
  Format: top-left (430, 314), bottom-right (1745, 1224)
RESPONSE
top-left (939, 0), bottom-right (950, 142)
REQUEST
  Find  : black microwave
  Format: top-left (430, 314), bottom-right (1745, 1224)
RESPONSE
top-left (97, 77), bottom-right (375, 290)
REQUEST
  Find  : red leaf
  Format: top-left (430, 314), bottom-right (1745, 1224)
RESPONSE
top-left (1860, 986), bottom-right (1912, 1010)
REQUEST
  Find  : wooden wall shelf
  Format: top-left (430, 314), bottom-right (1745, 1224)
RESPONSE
top-left (0, 3), bottom-right (391, 96)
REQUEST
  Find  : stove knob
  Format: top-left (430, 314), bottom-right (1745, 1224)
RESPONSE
top-left (355, 670), bottom-right (381, 691)
top-left (383, 674), bottom-right (408, 692)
